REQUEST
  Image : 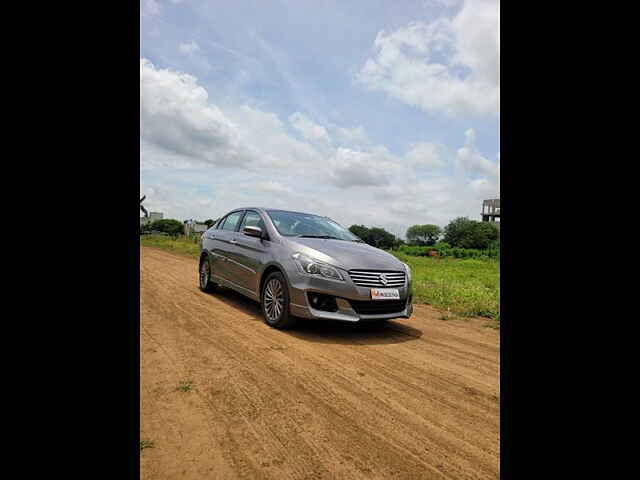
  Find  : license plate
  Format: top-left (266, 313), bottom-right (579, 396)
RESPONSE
top-left (371, 288), bottom-right (400, 300)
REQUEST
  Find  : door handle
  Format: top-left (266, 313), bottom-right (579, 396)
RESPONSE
top-left (230, 239), bottom-right (237, 244)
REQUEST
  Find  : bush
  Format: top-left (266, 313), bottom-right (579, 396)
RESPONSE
top-left (397, 242), bottom-right (499, 259)
top-left (406, 224), bottom-right (442, 246)
top-left (443, 217), bottom-right (499, 249)
top-left (349, 224), bottom-right (403, 250)
top-left (398, 245), bottom-right (429, 256)
top-left (146, 219), bottom-right (184, 236)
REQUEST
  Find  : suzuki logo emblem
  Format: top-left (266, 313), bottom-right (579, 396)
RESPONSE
top-left (379, 273), bottom-right (388, 286)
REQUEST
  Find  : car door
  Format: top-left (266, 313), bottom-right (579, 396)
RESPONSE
top-left (234, 210), bottom-right (270, 293)
top-left (210, 210), bottom-right (245, 282)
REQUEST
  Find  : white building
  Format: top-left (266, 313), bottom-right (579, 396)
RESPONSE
top-left (184, 219), bottom-right (208, 235)
top-left (140, 212), bottom-right (163, 226)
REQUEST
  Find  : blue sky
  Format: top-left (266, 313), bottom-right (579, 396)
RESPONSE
top-left (140, 0), bottom-right (499, 237)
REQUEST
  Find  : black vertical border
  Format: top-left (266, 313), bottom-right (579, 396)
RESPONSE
top-left (129, 3), bottom-right (141, 477)
top-left (499, 0), bottom-right (510, 477)
top-left (132, 12), bottom-right (141, 480)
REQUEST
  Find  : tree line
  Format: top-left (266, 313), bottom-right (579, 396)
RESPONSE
top-left (141, 215), bottom-right (498, 251)
top-left (140, 218), bottom-right (217, 236)
top-left (349, 217), bottom-right (499, 250)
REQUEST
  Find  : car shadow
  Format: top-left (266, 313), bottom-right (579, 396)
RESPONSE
top-left (209, 287), bottom-right (423, 346)
top-left (286, 318), bottom-right (423, 346)
top-left (211, 286), bottom-right (264, 317)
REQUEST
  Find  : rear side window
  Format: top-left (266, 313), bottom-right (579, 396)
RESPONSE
top-left (220, 211), bottom-right (244, 231)
top-left (239, 211), bottom-right (264, 230)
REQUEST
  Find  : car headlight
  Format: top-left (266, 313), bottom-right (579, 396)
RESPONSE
top-left (292, 253), bottom-right (344, 281)
top-left (403, 262), bottom-right (412, 282)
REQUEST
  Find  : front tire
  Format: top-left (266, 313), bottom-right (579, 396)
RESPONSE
top-left (199, 256), bottom-right (218, 293)
top-left (261, 272), bottom-right (296, 329)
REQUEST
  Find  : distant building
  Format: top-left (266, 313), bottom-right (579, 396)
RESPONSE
top-left (140, 212), bottom-right (163, 226)
top-left (481, 199), bottom-right (500, 227)
top-left (184, 219), bottom-right (208, 235)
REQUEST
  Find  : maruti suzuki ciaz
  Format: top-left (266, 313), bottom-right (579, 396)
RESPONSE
top-left (199, 208), bottom-right (413, 329)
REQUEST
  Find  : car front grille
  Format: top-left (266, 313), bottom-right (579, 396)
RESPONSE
top-left (348, 270), bottom-right (406, 287)
top-left (348, 299), bottom-right (407, 315)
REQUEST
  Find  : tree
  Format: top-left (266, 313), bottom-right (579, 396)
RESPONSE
top-left (349, 224), bottom-right (400, 250)
top-left (204, 219), bottom-right (216, 228)
top-left (148, 219), bottom-right (184, 236)
top-left (406, 224), bottom-right (442, 246)
top-left (368, 227), bottom-right (398, 249)
top-left (140, 221), bottom-right (152, 234)
top-left (443, 217), bottom-right (498, 249)
top-left (349, 224), bottom-right (370, 241)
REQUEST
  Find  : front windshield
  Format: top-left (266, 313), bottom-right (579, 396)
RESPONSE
top-left (266, 210), bottom-right (361, 241)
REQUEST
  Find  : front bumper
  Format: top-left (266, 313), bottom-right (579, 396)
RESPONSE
top-left (285, 260), bottom-right (413, 322)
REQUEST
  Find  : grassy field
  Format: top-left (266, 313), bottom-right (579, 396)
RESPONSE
top-left (391, 251), bottom-right (499, 324)
top-left (140, 235), bottom-right (500, 326)
top-left (140, 234), bottom-right (201, 257)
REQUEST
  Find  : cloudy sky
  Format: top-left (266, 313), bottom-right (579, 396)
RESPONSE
top-left (140, 0), bottom-right (499, 238)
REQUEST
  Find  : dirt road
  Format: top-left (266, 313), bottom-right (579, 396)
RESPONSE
top-left (140, 246), bottom-right (499, 479)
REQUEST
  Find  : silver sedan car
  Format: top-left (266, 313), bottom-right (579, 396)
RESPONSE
top-left (199, 208), bottom-right (413, 328)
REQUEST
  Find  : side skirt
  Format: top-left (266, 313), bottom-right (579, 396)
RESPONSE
top-left (211, 274), bottom-right (260, 302)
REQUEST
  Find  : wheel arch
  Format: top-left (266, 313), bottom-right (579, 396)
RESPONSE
top-left (258, 263), bottom-right (289, 299)
top-left (199, 250), bottom-right (211, 266)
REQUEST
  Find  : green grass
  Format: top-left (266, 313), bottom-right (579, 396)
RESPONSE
top-left (139, 235), bottom-right (500, 324)
top-left (140, 439), bottom-right (155, 451)
top-left (392, 251), bottom-right (500, 323)
top-left (176, 380), bottom-right (194, 392)
top-left (140, 235), bottom-right (200, 258)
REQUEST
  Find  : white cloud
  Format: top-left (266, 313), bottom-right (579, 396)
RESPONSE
top-left (327, 147), bottom-right (397, 188)
top-left (425, 0), bottom-right (463, 7)
top-left (140, 59), bottom-right (498, 237)
top-left (251, 180), bottom-right (293, 194)
top-left (140, 0), bottom-right (161, 16)
top-left (140, 60), bottom-right (415, 189)
top-left (140, 58), bottom-right (255, 167)
top-left (376, 177), bottom-right (459, 225)
top-left (178, 40), bottom-right (200, 55)
top-left (356, 0), bottom-right (499, 116)
top-left (225, 106), bottom-right (324, 169)
top-left (141, 0), bottom-right (184, 15)
top-left (142, 59), bottom-right (380, 184)
top-left (288, 112), bottom-right (331, 144)
top-left (140, 182), bottom-right (218, 221)
top-left (370, 128), bottom-right (499, 229)
top-left (140, 59), bottom-right (320, 171)
top-left (405, 142), bottom-right (446, 168)
top-left (456, 128), bottom-right (500, 182)
top-left (330, 125), bottom-right (371, 148)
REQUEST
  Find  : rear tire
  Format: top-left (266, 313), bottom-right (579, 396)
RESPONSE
top-left (261, 272), bottom-right (296, 329)
top-left (199, 255), bottom-right (218, 293)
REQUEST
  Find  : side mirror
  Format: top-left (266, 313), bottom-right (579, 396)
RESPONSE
top-left (243, 226), bottom-right (263, 238)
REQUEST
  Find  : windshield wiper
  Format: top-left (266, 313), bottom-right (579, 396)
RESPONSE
top-left (297, 235), bottom-right (342, 240)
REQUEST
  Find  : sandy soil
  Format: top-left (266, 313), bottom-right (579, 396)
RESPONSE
top-left (140, 246), bottom-right (499, 479)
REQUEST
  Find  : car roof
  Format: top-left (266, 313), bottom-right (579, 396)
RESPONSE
top-left (230, 207), bottom-right (324, 217)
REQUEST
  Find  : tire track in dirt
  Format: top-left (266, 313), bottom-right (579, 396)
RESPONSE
top-left (140, 246), bottom-right (499, 479)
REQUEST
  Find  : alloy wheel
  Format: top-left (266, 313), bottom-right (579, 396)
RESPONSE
top-left (200, 260), bottom-right (210, 289)
top-left (264, 278), bottom-right (284, 322)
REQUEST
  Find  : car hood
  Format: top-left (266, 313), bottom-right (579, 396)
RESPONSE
top-left (285, 238), bottom-right (405, 271)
